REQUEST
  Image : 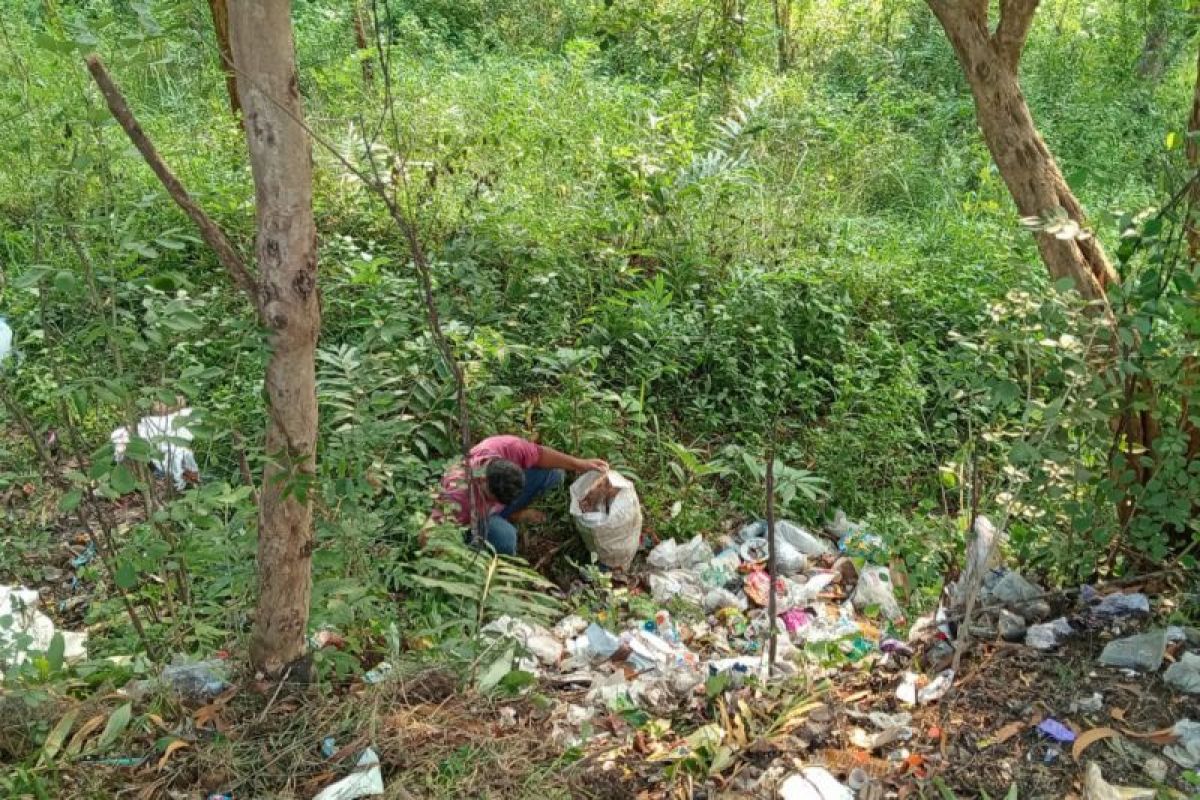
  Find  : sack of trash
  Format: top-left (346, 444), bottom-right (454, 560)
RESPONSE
top-left (570, 470), bottom-right (642, 570)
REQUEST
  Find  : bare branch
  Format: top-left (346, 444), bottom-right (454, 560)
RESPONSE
top-left (84, 55), bottom-right (261, 316)
top-left (994, 0), bottom-right (1040, 68)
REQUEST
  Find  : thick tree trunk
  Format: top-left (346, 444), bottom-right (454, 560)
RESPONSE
top-left (927, 1), bottom-right (1118, 304)
top-left (229, 0), bottom-right (320, 677)
top-left (207, 0), bottom-right (241, 115)
top-left (1184, 42), bottom-right (1200, 466)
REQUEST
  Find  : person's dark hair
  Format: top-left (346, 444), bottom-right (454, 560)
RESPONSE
top-left (485, 459), bottom-right (524, 505)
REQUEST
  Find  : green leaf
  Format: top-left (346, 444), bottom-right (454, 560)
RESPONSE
top-left (497, 669), bottom-right (536, 693)
top-left (59, 490), bottom-right (82, 513)
top-left (33, 33), bottom-right (75, 53)
top-left (110, 464), bottom-right (137, 495)
top-left (96, 703), bottom-right (133, 752)
top-left (161, 311), bottom-right (204, 332)
top-left (705, 671), bottom-right (731, 699)
top-left (114, 562), bottom-right (138, 591)
top-left (477, 648), bottom-right (514, 692)
top-left (13, 264), bottom-right (54, 288)
top-left (47, 632), bottom-right (65, 673)
top-left (37, 707), bottom-right (79, 766)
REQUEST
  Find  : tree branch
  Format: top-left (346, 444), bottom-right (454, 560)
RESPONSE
top-left (994, 0), bottom-right (1040, 68)
top-left (84, 55), bottom-right (261, 316)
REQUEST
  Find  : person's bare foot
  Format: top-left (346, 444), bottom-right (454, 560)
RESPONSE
top-left (510, 509), bottom-right (546, 524)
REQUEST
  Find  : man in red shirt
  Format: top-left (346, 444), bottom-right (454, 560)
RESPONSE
top-left (432, 434), bottom-right (608, 555)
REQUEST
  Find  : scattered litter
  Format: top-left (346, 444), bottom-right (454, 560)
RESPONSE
top-left (896, 672), bottom-right (918, 705)
top-left (112, 407), bottom-right (200, 491)
top-left (570, 470), bottom-right (641, 570)
top-left (1164, 652), bottom-right (1200, 694)
top-left (984, 570), bottom-right (1050, 621)
top-left (780, 607), bottom-right (812, 634)
top-left (738, 536), bottom-right (806, 574)
top-left (740, 519), bottom-right (833, 557)
top-left (0, 317), bottom-right (11, 363)
top-left (1097, 629), bottom-right (1167, 672)
top-left (917, 669), bottom-right (954, 704)
top-left (312, 747), bottom-right (385, 800)
top-left (362, 662), bottom-right (393, 684)
top-left (0, 584), bottom-right (88, 676)
top-left (703, 587), bottom-right (747, 612)
top-left (1163, 719), bottom-right (1200, 768)
top-left (1082, 762), bottom-right (1155, 800)
top-left (1070, 692), bottom-right (1104, 714)
top-left (1082, 589), bottom-right (1150, 623)
top-left (161, 659), bottom-right (229, 701)
top-left (779, 767), bottom-right (854, 800)
top-left (997, 609), bottom-right (1027, 642)
top-left (851, 565), bottom-right (904, 621)
top-left (949, 515), bottom-right (1006, 610)
top-left (70, 542), bottom-right (97, 568)
top-left (1025, 617), bottom-right (1074, 650)
top-left (1036, 718), bottom-right (1077, 744)
top-left (321, 737), bottom-right (338, 758)
top-left (553, 615), bottom-right (588, 639)
top-left (744, 569), bottom-right (787, 607)
top-left (650, 570), bottom-right (705, 604)
top-left (482, 616), bottom-right (563, 666)
top-left (1142, 756), bottom-right (1168, 783)
top-left (647, 535), bottom-right (713, 570)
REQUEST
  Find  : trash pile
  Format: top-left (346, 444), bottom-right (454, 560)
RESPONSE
top-left (476, 508), bottom-right (940, 794)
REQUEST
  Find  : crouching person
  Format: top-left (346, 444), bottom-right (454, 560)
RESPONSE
top-left (430, 434), bottom-right (607, 556)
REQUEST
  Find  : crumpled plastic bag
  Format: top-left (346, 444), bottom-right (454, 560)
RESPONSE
top-left (481, 615), bottom-right (563, 666)
top-left (0, 317), bottom-right (12, 364)
top-left (570, 470), bottom-right (642, 570)
top-left (949, 515), bottom-right (1006, 610)
top-left (779, 767), bottom-right (853, 800)
top-left (1164, 652), bottom-right (1200, 694)
top-left (647, 535), bottom-right (713, 571)
top-left (1025, 617), bottom-right (1074, 651)
top-left (737, 537), bottom-right (806, 574)
top-left (0, 584), bottom-right (88, 677)
top-left (851, 566), bottom-right (904, 621)
top-left (113, 408), bottom-right (200, 491)
top-left (738, 519), bottom-right (833, 557)
top-left (703, 587), bottom-right (747, 612)
top-left (1163, 719), bottom-right (1200, 768)
top-left (984, 570), bottom-right (1050, 621)
top-left (650, 570), bottom-right (705, 605)
top-left (1097, 629), bottom-right (1167, 672)
top-left (312, 747), bottom-right (385, 800)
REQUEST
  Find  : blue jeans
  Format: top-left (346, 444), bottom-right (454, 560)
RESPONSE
top-left (477, 468), bottom-right (564, 556)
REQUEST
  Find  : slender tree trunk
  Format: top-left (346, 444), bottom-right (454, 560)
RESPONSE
top-left (207, 0), bottom-right (240, 115)
top-left (229, 0), bottom-right (321, 677)
top-left (771, 0), bottom-right (792, 72)
top-left (927, 0), bottom-right (1118, 304)
top-left (353, 0), bottom-right (374, 86)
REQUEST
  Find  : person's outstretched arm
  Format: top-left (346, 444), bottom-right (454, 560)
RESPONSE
top-left (535, 445), bottom-right (608, 473)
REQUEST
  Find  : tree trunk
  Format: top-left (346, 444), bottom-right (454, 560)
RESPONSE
top-left (771, 0), bottom-right (792, 72)
top-left (229, 0), bottom-right (320, 677)
top-left (207, 0), bottom-right (241, 115)
top-left (1184, 41), bottom-right (1200, 466)
top-left (927, 1), bottom-right (1118, 304)
top-left (353, 1), bottom-right (374, 85)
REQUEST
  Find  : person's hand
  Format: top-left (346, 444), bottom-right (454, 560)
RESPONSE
top-left (579, 457), bottom-right (609, 473)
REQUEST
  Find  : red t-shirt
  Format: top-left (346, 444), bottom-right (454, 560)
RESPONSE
top-left (433, 435), bottom-right (541, 526)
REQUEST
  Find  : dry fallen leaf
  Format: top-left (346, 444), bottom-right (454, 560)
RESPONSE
top-left (1110, 707), bottom-right (1126, 722)
top-left (984, 720), bottom-right (1025, 747)
top-left (1121, 726), bottom-right (1179, 745)
top-left (65, 714), bottom-right (108, 757)
top-left (156, 739), bottom-right (190, 771)
top-left (1072, 727), bottom-right (1118, 760)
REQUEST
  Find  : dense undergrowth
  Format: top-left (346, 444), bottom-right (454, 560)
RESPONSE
top-left (1, 0), bottom-right (1199, 793)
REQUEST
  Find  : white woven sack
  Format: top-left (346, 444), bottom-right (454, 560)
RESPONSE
top-left (570, 470), bottom-right (642, 570)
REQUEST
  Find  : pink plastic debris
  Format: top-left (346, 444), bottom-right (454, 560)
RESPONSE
top-left (780, 607), bottom-right (813, 634)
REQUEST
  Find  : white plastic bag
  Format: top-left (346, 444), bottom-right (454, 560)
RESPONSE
top-left (851, 566), bottom-right (904, 620)
top-left (570, 470), bottom-right (641, 570)
top-left (0, 585), bottom-right (87, 677)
